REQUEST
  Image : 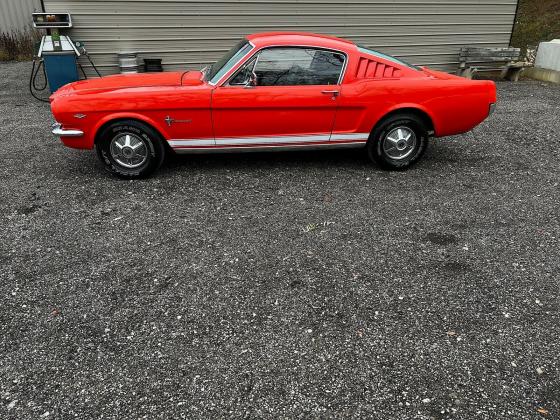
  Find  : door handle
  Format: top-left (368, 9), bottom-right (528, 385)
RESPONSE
top-left (321, 90), bottom-right (339, 96)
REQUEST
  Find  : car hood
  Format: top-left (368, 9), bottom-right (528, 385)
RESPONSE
top-left (51, 71), bottom-right (203, 98)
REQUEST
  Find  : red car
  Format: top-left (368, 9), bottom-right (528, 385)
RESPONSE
top-left (50, 32), bottom-right (496, 178)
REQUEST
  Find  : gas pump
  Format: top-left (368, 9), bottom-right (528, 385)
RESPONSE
top-left (29, 12), bottom-right (101, 102)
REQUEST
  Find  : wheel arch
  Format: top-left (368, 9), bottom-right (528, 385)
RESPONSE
top-left (93, 113), bottom-right (170, 147)
top-left (370, 106), bottom-right (436, 138)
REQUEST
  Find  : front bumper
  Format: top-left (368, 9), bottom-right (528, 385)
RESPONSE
top-left (52, 122), bottom-right (83, 137)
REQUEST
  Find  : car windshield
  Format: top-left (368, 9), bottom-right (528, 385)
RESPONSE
top-left (357, 46), bottom-right (420, 70)
top-left (207, 39), bottom-right (253, 84)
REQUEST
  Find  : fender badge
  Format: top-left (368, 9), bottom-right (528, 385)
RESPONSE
top-left (165, 115), bottom-right (192, 126)
top-left (74, 113), bottom-right (87, 119)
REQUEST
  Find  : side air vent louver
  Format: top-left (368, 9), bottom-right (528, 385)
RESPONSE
top-left (356, 57), bottom-right (402, 79)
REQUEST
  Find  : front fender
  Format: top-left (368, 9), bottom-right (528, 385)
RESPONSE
top-left (91, 112), bottom-right (172, 147)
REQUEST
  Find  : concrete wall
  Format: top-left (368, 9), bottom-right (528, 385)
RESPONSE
top-left (43, 0), bottom-right (519, 76)
top-left (535, 40), bottom-right (560, 71)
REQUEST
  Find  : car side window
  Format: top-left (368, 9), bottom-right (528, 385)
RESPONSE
top-left (252, 48), bottom-right (345, 86)
top-left (229, 58), bottom-right (257, 86)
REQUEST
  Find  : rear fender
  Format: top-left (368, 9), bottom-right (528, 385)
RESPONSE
top-left (380, 103), bottom-right (438, 135)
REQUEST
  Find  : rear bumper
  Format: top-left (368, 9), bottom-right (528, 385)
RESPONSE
top-left (52, 122), bottom-right (84, 137)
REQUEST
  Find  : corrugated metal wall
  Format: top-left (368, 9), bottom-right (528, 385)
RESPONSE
top-left (0, 0), bottom-right (43, 32)
top-left (43, 0), bottom-right (518, 76)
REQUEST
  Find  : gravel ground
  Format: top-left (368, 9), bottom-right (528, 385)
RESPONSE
top-left (0, 61), bottom-right (559, 419)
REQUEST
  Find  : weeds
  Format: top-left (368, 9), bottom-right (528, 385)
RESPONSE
top-left (302, 221), bottom-right (335, 233)
top-left (0, 29), bottom-right (40, 61)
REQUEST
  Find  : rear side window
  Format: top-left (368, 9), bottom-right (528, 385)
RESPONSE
top-left (357, 46), bottom-right (420, 70)
top-left (253, 47), bottom-right (345, 86)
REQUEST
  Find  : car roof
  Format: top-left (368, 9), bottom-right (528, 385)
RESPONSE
top-left (246, 32), bottom-right (356, 52)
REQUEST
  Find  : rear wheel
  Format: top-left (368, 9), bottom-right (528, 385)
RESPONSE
top-left (95, 119), bottom-right (165, 179)
top-left (367, 113), bottom-right (429, 170)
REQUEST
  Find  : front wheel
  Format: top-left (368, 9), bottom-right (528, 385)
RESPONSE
top-left (95, 119), bottom-right (165, 179)
top-left (367, 113), bottom-right (429, 170)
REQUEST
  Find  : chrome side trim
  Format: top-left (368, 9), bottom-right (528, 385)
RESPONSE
top-left (51, 122), bottom-right (84, 137)
top-left (331, 133), bottom-right (370, 141)
top-left (168, 133), bottom-right (370, 148)
top-left (168, 139), bottom-right (215, 147)
top-left (216, 134), bottom-right (331, 146)
top-left (173, 141), bottom-right (366, 154)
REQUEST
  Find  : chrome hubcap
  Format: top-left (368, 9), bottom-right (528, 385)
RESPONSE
top-left (110, 133), bottom-right (148, 168)
top-left (383, 127), bottom-right (416, 160)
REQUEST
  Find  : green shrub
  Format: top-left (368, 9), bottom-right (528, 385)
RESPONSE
top-left (511, 0), bottom-right (560, 54)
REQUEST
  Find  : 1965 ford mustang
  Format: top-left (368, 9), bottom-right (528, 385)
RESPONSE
top-left (50, 32), bottom-right (496, 178)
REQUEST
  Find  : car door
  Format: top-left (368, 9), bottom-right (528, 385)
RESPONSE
top-left (211, 47), bottom-right (346, 147)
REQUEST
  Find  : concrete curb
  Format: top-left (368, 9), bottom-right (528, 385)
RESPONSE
top-left (524, 67), bottom-right (560, 84)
